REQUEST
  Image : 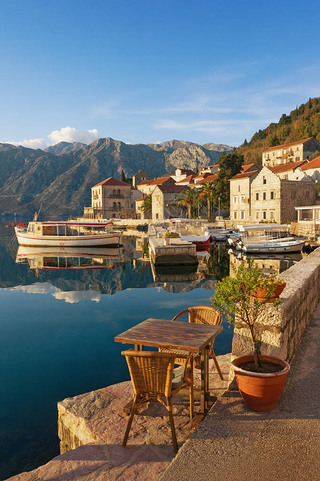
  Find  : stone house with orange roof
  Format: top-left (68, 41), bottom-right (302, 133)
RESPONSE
top-left (136, 176), bottom-right (176, 196)
top-left (151, 184), bottom-right (187, 221)
top-left (84, 177), bottom-right (135, 219)
top-left (262, 137), bottom-right (320, 167)
top-left (229, 165), bottom-right (259, 223)
top-left (250, 167), bottom-right (317, 224)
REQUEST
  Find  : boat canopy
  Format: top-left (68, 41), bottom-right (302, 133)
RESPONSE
top-left (237, 224), bottom-right (289, 233)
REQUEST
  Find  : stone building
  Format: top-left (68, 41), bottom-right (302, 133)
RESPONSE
top-left (270, 160), bottom-right (308, 180)
top-left (229, 166), bottom-right (259, 223)
top-left (84, 177), bottom-right (133, 219)
top-left (262, 137), bottom-right (320, 167)
top-left (132, 170), bottom-right (149, 188)
top-left (151, 184), bottom-right (187, 222)
top-left (172, 168), bottom-right (197, 183)
top-left (137, 176), bottom-right (176, 196)
top-left (250, 167), bottom-right (317, 223)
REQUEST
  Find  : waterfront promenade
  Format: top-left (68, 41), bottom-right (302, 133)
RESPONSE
top-left (6, 301), bottom-right (320, 480)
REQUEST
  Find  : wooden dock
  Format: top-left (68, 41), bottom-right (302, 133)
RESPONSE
top-left (148, 237), bottom-right (198, 266)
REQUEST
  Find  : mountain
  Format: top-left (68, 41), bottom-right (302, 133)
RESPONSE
top-left (44, 141), bottom-right (85, 155)
top-left (238, 97), bottom-right (320, 165)
top-left (0, 138), bottom-right (232, 216)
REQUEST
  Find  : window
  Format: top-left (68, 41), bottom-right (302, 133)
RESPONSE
top-left (291, 191), bottom-right (296, 200)
top-left (296, 157), bottom-right (300, 162)
top-left (270, 211), bottom-right (274, 220)
top-left (255, 211), bottom-right (259, 220)
top-left (263, 211), bottom-right (267, 220)
top-left (256, 193), bottom-right (259, 201)
top-left (240, 195), bottom-right (246, 204)
top-left (241, 211), bottom-right (245, 219)
top-left (233, 196), bottom-right (238, 204)
top-left (263, 177), bottom-right (266, 184)
top-left (270, 191), bottom-right (274, 200)
top-left (263, 192), bottom-right (266, 200)
top-left (233, 211), bottom-right (238, 219)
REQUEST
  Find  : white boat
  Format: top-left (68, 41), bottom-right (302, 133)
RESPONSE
top-left (14, 220), bottom-right (121, 247)
top-left (15, 245), bottom-right (122, 270)
top-left (235, 224), bottom-right (305, 253)
top-left (168, 218), bottom-right (211, 248)
top-left (207, 225), bottom-right (234, 241)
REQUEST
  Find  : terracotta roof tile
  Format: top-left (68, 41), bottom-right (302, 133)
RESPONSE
top-left (196, 174), bottom-right (218, 184)
top-left (301, 156), bottom-right (320, 170)
top-left (241, 163), bottom-right (259, 172)
top-left (137, 176), bottom-right (173, 187)
top-left (156, 184), bottom-right (187, 194)
top-left (176, 174), bottom-right (196, 184)
top-left (263, 137), bottom-right (314, 153)
top-left (270, 160), bottom-right (307, 173)
top-left (92, 177), bottom-right (130, 188)
top-left (230, 171), bottom-right (258, 180)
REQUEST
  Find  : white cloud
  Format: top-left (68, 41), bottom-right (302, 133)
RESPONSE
top-left (48, 126), bottom-right (100, 144)
top-left (2, 127), bottom-right (100, 149)
top-left (11, 282), bottom-right (57, 294)
top-left (53, 290), bottom-right (101, 304)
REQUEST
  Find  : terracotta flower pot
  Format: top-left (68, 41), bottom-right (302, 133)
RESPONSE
top-left (253, 282), bottom-right (286, 303)
top-left (232, 354), bottom-right (290, 411)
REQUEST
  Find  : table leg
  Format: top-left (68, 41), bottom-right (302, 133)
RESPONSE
top-left (200, 345), bottom-right (210, 413)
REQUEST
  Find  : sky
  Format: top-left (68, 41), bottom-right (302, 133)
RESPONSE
top-left (1, 0), bottom-right (320, 149)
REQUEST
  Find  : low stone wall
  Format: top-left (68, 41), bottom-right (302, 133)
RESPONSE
top-left (231, 247), bottom-right (320, 363)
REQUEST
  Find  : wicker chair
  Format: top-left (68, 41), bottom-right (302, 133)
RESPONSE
top-left (161, 306), bottom-right (224, 380)
top-left (122, 350), bottom-right (194, 453)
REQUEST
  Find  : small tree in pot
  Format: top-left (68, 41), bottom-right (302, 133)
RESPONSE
top-left (211, 260), bottom-right (289, 411)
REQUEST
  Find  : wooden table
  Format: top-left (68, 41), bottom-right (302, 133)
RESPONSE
top-left (114, 317), bottom-right (223, 413)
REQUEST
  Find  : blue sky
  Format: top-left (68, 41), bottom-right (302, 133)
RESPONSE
top-left (1, 0), bottom-right (320, 148)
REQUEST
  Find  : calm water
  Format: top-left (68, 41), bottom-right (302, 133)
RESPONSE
top-left (0, 221), bottom-right (234, 480)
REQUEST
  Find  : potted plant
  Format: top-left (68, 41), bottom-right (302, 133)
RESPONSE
top-left (211, 260), bottom-right (290, 412)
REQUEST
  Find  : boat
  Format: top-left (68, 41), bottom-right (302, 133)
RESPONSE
top-left (16, 246), bottom-right (122, 270)
top-left (235, 224), bottom-right (305, 253)
top-left (14, 220), bottom-right (121, 247)
top-left (168, 218), bottom-right (211, 248)
top-left (207, 225), bottom-right (234, 241)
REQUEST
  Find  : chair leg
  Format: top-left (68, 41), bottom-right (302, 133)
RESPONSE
top-left (211, 350), bottom-right (224, 380)
top-left (166, 398), bottom-right (178, 453)
top-left (189, 358), bottom-right (194, 420)
top-left (123, 401), bottom-right (136, 447)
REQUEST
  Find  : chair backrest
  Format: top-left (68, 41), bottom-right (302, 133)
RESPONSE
top-left (122, 350), bottom-right (176, 398)
top-left (172, 306), bottom-right (222, 326)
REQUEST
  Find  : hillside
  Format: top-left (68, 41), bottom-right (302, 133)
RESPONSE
top-left (0, 138), bottom-right (232, 216)
top-left (238, 97), bottom-right (320, 165)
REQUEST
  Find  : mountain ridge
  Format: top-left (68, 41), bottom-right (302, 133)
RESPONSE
top-left (0, 137), bottom-right (232, 215)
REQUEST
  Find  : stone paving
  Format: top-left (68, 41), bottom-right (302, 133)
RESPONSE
top-left (6, 354), bottom-right (231, 481)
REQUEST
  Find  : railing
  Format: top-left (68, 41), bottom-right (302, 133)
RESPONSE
top-left (108, 194), bottom-right (124, 199)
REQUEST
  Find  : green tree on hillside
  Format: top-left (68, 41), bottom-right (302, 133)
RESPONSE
top-left (213, 152), bottom-right (243, 209)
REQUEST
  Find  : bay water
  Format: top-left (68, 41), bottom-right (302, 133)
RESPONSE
top-left (0, 222), bottom-right (233, 480)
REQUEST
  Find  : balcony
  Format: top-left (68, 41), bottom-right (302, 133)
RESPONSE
top-left (108, 194), bottom-right (124, 199)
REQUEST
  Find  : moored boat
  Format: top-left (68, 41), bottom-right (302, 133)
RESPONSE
top-left (14, 220), bottom-right (121, 247)
top-left (235, 224), bottom-right (305, 253)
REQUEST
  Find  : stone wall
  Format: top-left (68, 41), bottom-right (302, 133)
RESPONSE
top-left (231, 247), bottom-right (320, 363)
